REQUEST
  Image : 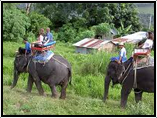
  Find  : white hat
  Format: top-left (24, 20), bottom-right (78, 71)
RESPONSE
top-left (119, 42), bottom-right (124, 46)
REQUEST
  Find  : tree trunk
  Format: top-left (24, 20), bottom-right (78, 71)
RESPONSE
top-left (26, 3), bottom-right (32, 15)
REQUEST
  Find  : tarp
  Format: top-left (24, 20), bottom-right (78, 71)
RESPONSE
top-left (121, 31), bottom-right (147, 44)
top-left (33, 51), bottom-right (54, 63)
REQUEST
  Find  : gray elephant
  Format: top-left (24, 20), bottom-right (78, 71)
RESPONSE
top-left (103, 57), bottom-right (154, 108)
top-left (11, 53), bottom-right (72, 99)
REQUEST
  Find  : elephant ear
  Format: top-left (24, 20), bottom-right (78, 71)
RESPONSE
top-left (116, 64), bottom-right (125, 76)
top-left (15, 54), bottom-right (29, 71)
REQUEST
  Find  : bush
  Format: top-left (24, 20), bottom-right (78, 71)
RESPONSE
top-left (3, 8), bottom-right (30, 41)
top-left (28, 12), bottom-right (51, 36)
top-left (91, 23), bottom-right (111, 39)
top-left (74, 30), bottom-right (95, 43)
top-left (57, 23), bottom-right (77, 42)
top-left (51, 30), bottom-right (58, 41)
top-left (79, 51), bottom-right (117, 76)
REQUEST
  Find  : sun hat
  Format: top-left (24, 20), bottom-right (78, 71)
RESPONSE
top-left (119, 42), bottom-right (124, 46)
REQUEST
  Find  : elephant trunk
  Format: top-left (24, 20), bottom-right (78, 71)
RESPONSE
top-left (11, 67), bottom-right (19, 89)
top-left (103, 75), bottom-right (111, 102)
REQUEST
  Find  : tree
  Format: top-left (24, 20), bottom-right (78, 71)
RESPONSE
top-left (26, 3), bottom-right (32, 15)
top-left (114, 21), bottom-right (132, 38)
top-left (34, 3), bottom-right (112, 29)
top-left (34, 3), bottom-right (142, 32)
top-left (28, 12), bottom-right (51, 36)
top-left (3, 3), bottom-right (30, 41)
top-left (108, 3), bottom-right (141, 31)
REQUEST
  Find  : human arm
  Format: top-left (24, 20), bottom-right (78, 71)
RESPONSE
top-left (138, 43), bottom-right (144, 48)
top-left (118, 56), bottom-right (122, 64)
top-left (25, 42), bottom-right (30, 56)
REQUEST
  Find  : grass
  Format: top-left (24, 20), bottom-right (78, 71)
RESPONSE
top-left (3, 41), bottom-right (154, 115)
top-left (3, 86), bottom-right (154, 115)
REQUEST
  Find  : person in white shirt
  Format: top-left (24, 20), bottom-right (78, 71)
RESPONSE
top-left (134, 32), bottom-right (154, 65)
top-left (139, 32), bottom-right (154, 50)
top-left (32, 28), bottom-right (45, 47)
top-left (37, 28), bottom-right (44, 44)
top-left (111, 42), bottom-right (127, 64)
top-left (117, 42), bottom-right (127, 64)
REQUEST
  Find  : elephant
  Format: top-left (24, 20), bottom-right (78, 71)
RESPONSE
top-left (103, 57), bottom-right (154, 108)
top-left (11, 53), bottom-right (72, 99)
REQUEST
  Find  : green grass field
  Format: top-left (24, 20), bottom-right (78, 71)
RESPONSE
top-left (3, 41), bottom-right (154, 115)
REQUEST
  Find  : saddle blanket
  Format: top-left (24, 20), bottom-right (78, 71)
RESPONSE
top-left (33, 51), bottom-right (54, 63)
top-left (136, 56), bottom-right (154, 67)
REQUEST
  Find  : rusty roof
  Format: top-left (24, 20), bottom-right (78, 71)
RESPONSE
top-left (73, 38), bottom-right (111, 49)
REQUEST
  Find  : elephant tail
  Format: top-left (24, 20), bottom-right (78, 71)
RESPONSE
top-left (68, 67), bottom-right (72, 85)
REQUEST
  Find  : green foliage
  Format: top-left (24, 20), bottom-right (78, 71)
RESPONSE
top-left (108, 3), bottom-right (141, 32)
top-left (75, 30), bottom-right (95, 43)
top-left (3, 3), bottom-right (19, 10)
top-left (35, 3), bottom-right (141, 32)
top-left (124, 43), bottom-right (135, 57)
top-left (25, 32), bottom-right (36, 42)
top-left (91, 23), bottom-right (111, 39)
top-left (28, 12), bottom-right (51, 36)
top-left (127, 102), bottom-right (153, 115)
top-left (79, 51), bottom-right (116, 76)
top-left (115, 21), bottom-right (132, 38)
top-left (3, 7), bottom-right (30, 41)
top-left (72, 17), bottom-right (87, 30)
top-left (57, 23), bottom-right (77, 42)
top-left (52, 31), bottom-right (58, 41)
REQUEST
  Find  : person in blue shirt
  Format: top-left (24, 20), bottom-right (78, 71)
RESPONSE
top-left (18, 38), bottom-right (31, 55)
top-left (45, 27), bottom-right (53, 43)
top-left (41, 27), bottom-right (56, 47)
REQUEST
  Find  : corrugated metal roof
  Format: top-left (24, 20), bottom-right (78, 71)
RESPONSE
top-left (73, 38), bottom-right (111, 49)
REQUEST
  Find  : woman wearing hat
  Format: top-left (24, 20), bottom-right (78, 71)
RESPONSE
top-left (111, 42), bottom-right (127, 64)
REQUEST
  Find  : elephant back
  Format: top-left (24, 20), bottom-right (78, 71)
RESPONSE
top-left (52, 55), bottom-right (71, 69)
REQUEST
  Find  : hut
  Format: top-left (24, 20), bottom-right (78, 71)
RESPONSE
top-left (73, 38), bottom-right (114, 54)
top-left (73, 31), bottom-right (147, 54)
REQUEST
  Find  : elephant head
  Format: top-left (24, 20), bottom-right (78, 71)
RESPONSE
top-left (11, 54), bottom-right (30, 89)
top-left (108, 61), bottom-right (125, 85)
top-left (103, 57), bottom-right (133, 102)
top-left (14, 54), bottom-right (29, 72)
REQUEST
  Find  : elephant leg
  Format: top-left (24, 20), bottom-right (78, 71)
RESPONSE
top-left (60, 80), bottom-right (68, 99)
top-left (50, 85), bottom-right (58, 98)
top-left (34, 78), bottom-right (45, 95)
top-left (134, 89), bottom-right (143, 103)
top-left (120, 85), bottom-right (132, 108)
top-left (26, 74), bottom-right (34, 93)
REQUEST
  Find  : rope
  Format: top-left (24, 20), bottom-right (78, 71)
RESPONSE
top-left (120, 63), bottom-right (132, 84)
top-left (133, 60), bottom-right (137, 88)
top-left (133, 65), bottom-right (153, 70)
top-left (26, 58), bottom-right (31, 72)
top-left (134, 90), bottom-right (142, 94)
top-left (52, 56), bottom-right (68, 68)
